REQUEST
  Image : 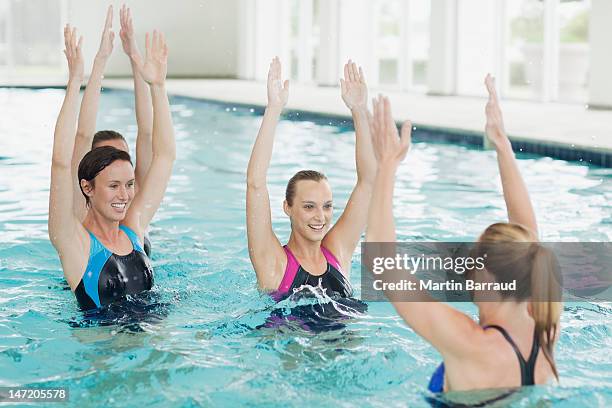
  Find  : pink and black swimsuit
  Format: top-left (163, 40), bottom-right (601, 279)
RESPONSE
top-left (271, 245), bottom-right (353, 302)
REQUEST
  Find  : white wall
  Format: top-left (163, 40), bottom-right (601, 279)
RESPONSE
top-left (68, 0), bottom-right (239, 78)
top-left (588, 0), bottom-right (612, 108)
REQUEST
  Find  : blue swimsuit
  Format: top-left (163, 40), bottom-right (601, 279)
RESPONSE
top-left (428, 325), bottom-right (540, 393)
top-left (74, 225), bottom-right (154, 310)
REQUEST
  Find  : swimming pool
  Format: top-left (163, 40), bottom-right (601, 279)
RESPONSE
top-left (0, 88), bottom-right (610, 407)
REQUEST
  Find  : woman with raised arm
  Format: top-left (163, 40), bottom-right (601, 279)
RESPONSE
top-left (246, 58), bottom-right (376, 301)
top-left (70, 5), bottom-right (154, 254)
top-left (366, 76), bottom-right (561, 393)
top-left (49, 26), bottom-right (175, 310)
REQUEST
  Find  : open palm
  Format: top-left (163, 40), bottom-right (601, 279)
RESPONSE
top-left (137, 31), bottom-right (168, 85)
top-left (267, 57), bottom-right (289, 109)
top-left (341, 60), bottom-right (367, 110)
top-left (63, 24), bottom-right (83, 80)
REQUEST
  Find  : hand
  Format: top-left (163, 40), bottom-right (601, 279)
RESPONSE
top-left (369, 95), bottom-right (411, 167)
top-left (340, 60), bottom-right (367, 111)
top-left (484, 74), bottom-right (508, 149)
top-left (267, 57), bottom-right (289, 109)
top-left (134, 30), bottom-right (168, 86)
top-left (96, 5), bottom-right (115, 60)
top-left (63, 24), bottom-right (84, 81)
top-left (119, 4), bottom-right (142, 64)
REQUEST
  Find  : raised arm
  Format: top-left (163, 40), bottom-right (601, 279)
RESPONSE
top-left (365, 96), bottom-right (482, 358)
top-left (246, 57), bottom-right (289, 290)
top-left (484, 75), bottom-right (538, 235)
top-left (49, 26), bottom-right (89, 287)
top-left (123, 31), bottom-right (175, 239)
top-left (71, 5), bottom-right (115, 221)
top-left (120, 5), bottom-right (153, 190)
top-left (323, 60), bottom-right (377, 273)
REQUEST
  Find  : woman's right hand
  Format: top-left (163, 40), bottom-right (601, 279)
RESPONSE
top-left (63, 24), bottom-right (84, 82)
top-left (369, 95), bottom-right (411, 168)
top-left (267, 57), bottom-right (289, 109)
top-left (484, 74), bottom-right (509, 149)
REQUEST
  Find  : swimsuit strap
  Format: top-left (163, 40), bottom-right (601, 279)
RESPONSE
top-left (483, 325), bottom-right (539, 386)
top-left (119, 224), bottom-right (144, 253)
top-left (320, 246), bottom-right (342, 272)
top-left (273, 246), bottom-right (300, 300)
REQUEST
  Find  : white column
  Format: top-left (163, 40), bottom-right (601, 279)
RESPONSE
top-left (427, 0), bottom-right (457, 95)
top-left (316, 0), bottom-right (340, 86)
top-left (237, 0), bottom-right (256, 79)
top-left (297, 0), bottom-right (313, 83)
top-left (541, 0), bottom-right (560, 102)
top-left (399, 0), bottom-right (410, 90)
top-left (338, 0), bottom-right (373, 83)
top-left (253, 0), bottom-right (288, 81)
top-left (588, 0), bottom-right (612, 108)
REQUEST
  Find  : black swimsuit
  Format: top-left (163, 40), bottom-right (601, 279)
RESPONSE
top-left (271, 245), bottom-right (352, 301)
top-left (74, 225), bottom-right (154, 310)
top-left (428, 325), bottom-right (541, 392)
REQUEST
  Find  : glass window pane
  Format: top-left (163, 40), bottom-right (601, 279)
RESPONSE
top-left (376, 0), bottom-right (401, 85)
top-left (506, 0), bottom-right (545, 99)
top-left (456, 0), bottom-right (498, 96)
top-left (557, 0), bottom-right (590, 102)
top-left (409, 0), bottom-right (430, 86)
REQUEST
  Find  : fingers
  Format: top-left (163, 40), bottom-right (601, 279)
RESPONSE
top-left (343, 62), bottom-right (349, 81)
top-left (63, 24), bottom-right (71, 54)
top-left (104, 5), bottom-right (113, 30)
top-left (71, 27), bottom-right (77, 52)
top-left (128, 9), bottom-right (133, 32)
top-left (269, 56), bottom-right (281, 80)
top-left (340, 78), bottom-right (346, 94)
top-left (485, 74), bottom-right (498, 102)
top-left (145, 32), bottom-right (150, 58)
top-left (283, 79), bottom-right (289, 92)
top-left (383, 96), bottom-right (394, 138)
top-left (359, 66), bottom-right (365, 84)
top-left (374, 95), bottom-right (384, 134)
top-left (350, 61), bottom-right (358, 83)
top-left (400, 120), bottom-right (412, 151)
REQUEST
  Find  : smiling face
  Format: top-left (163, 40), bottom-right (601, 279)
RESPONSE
top-left (284, 179), bottom-right (333, 242)
top-left (81, 160), bottom-right (135, 222)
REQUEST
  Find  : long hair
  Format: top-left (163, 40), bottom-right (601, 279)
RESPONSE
top-left (474, 222), bottom-right (562, 379)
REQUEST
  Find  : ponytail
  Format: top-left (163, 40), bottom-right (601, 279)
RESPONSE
top-left (530, 245), bottom-right (562, 380)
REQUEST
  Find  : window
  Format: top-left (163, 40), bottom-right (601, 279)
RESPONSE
top-left (0, 0), bottom-right (64, 75)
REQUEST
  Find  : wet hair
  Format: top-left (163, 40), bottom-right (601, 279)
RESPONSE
top-left (473, 222), bottom-right (562, 380)
top-left (285, 170), bottom-right (328, 206)
top-left (91, 130), bottom-right (128, 150)
top-left (78, 146), bottom-right (133, 207)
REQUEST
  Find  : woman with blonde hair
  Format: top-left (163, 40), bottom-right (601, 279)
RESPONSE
top-left (365, 75), bottom-right (562, 392)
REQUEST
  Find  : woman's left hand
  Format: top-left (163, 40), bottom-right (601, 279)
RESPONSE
top-left (369, 95), bottom-right (412, 167)
top-left (96, 5), bottom-right (115, 60)
top-left (136, 30), bottom-right (168, 86)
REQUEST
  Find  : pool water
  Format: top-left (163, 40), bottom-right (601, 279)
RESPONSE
top-left (0, 88), bottom-right (610, 407)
